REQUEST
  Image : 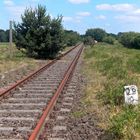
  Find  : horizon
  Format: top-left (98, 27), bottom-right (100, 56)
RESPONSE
top-left (0, 0), bottom-right (140, 34)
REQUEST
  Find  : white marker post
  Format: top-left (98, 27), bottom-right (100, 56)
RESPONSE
top-left (9, 20), bottom-right (13, 58)
top-left (124, 85), bottom-right (138, 105)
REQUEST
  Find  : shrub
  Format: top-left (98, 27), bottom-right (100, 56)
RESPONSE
top-left (103, 36), bottom-right (115, 44)
top-left (14, 5), bottom-right (64, 58)
top-left (85, 28), bottom-right (107, 42)
top-left (84, 36), bottom-right (95, 45)
top-left (118, 32), bottom-right (140, 49)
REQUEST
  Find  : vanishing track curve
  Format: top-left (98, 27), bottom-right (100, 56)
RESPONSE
top-left (0, 44), bottom-right (83, 140)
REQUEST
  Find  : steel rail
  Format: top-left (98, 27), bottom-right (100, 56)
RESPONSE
top-left (0, 44), bottom-right (80, 98)
top-left (29, 45), bottom-right (83, 140)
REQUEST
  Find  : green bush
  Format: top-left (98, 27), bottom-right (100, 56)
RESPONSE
top-left (118, 32), bottom-right (140, 49)
top-left (85, 28), bottom-right (107, 42)
top-left (63, 30), bottom-right (81, 46)
top-left (14, 5), bottom-right (64, 58)
top-left (103, 36), bottom-right (115, 44)
top-left (133, 35), bottom-right (140, 49)
top-left (84, 36), bottom-right (95, 45)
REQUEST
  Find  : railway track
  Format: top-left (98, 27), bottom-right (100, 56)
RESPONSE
top-left (39, 56), bottom-right (82, 140)
top-left (0, 44), bottom-right (83, 140)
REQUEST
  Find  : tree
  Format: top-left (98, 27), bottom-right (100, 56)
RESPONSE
top-left (50, 16), bottom-right (64, 57)
top-left (118, 32), bottom-right (140, 49)
top-left (63, 30), bottom-right (81, 46)
top-left (84, 36), bottom-right (95, 45)
top-left (132, 35), bottom-right (140, 49)
top-left (85, 28), bottom-right (106, 42)
top-left (5, 30), bottom-right (9, 42)
top-left (0, 29), bottom-right (7, 42)
top-left (107, 33), bottom-right (117, 39)
top-left (0, 29), bottom-right (15, 42)
top-left (14, 5), bottom-right (64, 58)
top-left (118, 32), bottom-right (135, 48)
top-left (103, 36), bottom-right (116, 44)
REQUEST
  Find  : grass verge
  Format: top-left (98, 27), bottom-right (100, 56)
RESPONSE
top-left (82, 42), bottom-right (140, 139)
top-left (0, 43), bottom-right (42, 74)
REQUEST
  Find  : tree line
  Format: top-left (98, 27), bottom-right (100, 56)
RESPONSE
top-left (14, 5), bottom-right (82, 58)
top-left (0, 5), bottom-right (81, 58)
top-left (0, 5), bottom-right (139, 59)
top-left (0, 29), bottom-right (9, 42)
top-left (118, 32), bottom-right (140, 49)
top-left (83, 28), bottom-right (140, 49)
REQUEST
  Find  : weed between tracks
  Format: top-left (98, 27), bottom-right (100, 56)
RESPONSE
top-left (82, 43), bottom-right (140, 139)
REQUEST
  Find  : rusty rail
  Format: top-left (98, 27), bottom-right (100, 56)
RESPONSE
top-left (0, 44), bottom-right (80, 98)
top-left (29, 45), bottom-right (83, 140)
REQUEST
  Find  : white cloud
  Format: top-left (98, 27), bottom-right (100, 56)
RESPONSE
top-left (75, 16), bottom-right (82, 20)
top-left (131, 9), bottom-right (140, 16)
top-left (68, 0), bottom-right (90, 4)
top-left (3, 1), bottom-right (38, 22)
top-left (4, 0), bottom-right (26, 21)
top-left (4, 0), bottom-right (14, 6)
top-left (7, 6), bottom-right (26, 16)
top-left (96, 4), bottom-right (135, 12)
top-left (96, 15), bottom-right (106, 20)
top-left (96, 3), bottom-right (140, 25)
top-left (3, 0), bottom-right (25, 20)
top-left (76, 12), bottom-right (91, 16)
top-left (63, 16), bottom-right (81, 23)
top-left (75, 19), bottom-right (81, 23)
top-left (30, 0), bottom-right (40, 2)
top-left (63, 16), bottom-right (73, 22)
top-left (105, 23), bottom-right (111, 27)
top-left (63, 11), bottom-right (90, 24)
top-left (115, 15), bottom-right (140, 23)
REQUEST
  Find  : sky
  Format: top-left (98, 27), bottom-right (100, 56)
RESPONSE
top-left (0, 0), bottom-right (140, 34)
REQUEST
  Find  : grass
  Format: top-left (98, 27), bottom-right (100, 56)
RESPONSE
top-left (71, 110), bottom-right (86, 118)
top-left (0, 43), bottom-right (38, 74)
top-left (82, 42), bottom-right (140, 139)
top-left (0, 43), bottom-right (72, 75)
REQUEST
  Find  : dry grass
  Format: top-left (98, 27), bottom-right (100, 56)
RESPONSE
top-left (81, 55), bottom-right (109, 130)
top-left (0, 43), bottom-right (39, 74)
top-left (0, 43), bottom-right (72, 75)
top-left (82, 42), bottom-right (140, 139)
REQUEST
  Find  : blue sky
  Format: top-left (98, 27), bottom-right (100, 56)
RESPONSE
top-left (0, 0), bottom-right (140, 34)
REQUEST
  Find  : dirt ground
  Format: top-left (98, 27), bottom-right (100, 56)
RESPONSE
top-left (0, 60), bottom-right (48, 90)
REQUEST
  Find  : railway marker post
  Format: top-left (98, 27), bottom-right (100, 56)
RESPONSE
top-left (124, 85), bottom-right (138, 105)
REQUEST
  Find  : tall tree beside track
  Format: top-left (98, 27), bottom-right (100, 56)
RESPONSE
top-left (14, 5), bottom-right (64, 58)
top-left (50, 17), bottom-right (64, 57)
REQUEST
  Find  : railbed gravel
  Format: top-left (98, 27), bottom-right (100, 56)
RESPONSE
top-left (0, 61), bottom-right (47, 89)
top-left (39, 54), bottom-right (104, 140)
top-left (66, 63), bottom-right (104, 140)
top-left (0, 46), bottom-right (81, 140)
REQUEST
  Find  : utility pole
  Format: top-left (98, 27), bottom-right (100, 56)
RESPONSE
top-left (9, 20), bottom-right (13, 58)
